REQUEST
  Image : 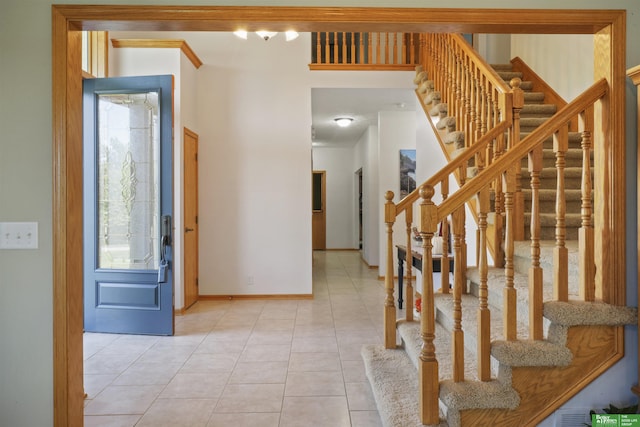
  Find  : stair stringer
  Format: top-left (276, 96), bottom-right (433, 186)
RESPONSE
top-left (458, 324), bottom-right (624, 426)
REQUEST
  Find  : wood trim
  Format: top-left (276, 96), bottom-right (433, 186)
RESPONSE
top-left (626, 63), bottom-right (640, 397)
top-left (111, 38), bottom-right (203, 69)
top-left (308, 64), bottom-right (416, 71)
top-left (460, 326), bottom-right (624, 426)
top-left (51, 6), bottom-right (626, 426)
top-left (198, 294), bottom-right (314, 301)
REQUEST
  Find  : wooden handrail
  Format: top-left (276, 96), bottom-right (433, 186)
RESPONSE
top-left (394, 121), bottom-right (510, 216)
top-left (438, 78), bottom-right (607, 220)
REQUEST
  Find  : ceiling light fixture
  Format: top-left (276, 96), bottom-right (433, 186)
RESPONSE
top-left (234, 30), bottom-right (299, 41)
top-left (334, 117), bottom-right (354, 128)
top-left (255, 30), bottom-right (278, 41)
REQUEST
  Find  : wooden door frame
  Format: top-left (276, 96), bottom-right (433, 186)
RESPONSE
top-left (52, 6), bottom-right (626, 425)
top-left (312, 170), bottom-right (326, 250)
top-left (183, 127), bottom-right (199, 310)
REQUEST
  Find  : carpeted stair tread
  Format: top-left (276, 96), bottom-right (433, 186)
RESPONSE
top-left (544, 301), bottom-right (637, 326)
top-left (398, 319), bottom-right (480, 381)
top-left (491, 339), bottom-right (572, 367)
top-left (523, 92), bottom-right (546, 103)
top-left (361, 344), bottom-right (448, 427)
top-left (433, 293), bottom-right (530, 358)
top-left (439, 379), bottom-right (520, 427)
top-left (520, 103), bottom-right (556, 116)
top-left (437, 116), bottom-right (457, 131)
top-left (496, 71), bottom-right (523, 81)
top-left (444, 131), bottom-right (465, 146)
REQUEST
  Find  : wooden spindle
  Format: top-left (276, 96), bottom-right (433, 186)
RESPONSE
top-left (384, 191), bottom-right (397, 349)
top-left (528, 145), bottom-right (543, 340)
top-left (493, 128), bottom-right (505, 268)
top-left (368, 33), bottom-right (373, 66)
top-left (579, 107), bottom-right (595, 301)
top-left (452, 206), bottom-right (465, 382)
top-left (324, 32), bottom-right (331, 64)
top-left (440, 179), bottom-right (450, 294)
top-left (477, 186), bottom-right (491, 381)
top-left (315, 33), bottom-right (322, 65)
top-left (341, 32), bottom-right (347, 65)
top-left (350, 33), bottom-right (356, 65)
top-left (359, 32), bottom-right (365, 64)
top-left (503, 167), bottom-right (517, 340)
top-left (553, 126), bottom-right (569, 302)
top-left (510, 78), bottom-right (525, 241)
top-left (418, 185), bottom-right (439, 425)
top-left (405, 208), bottom-right (414, 322)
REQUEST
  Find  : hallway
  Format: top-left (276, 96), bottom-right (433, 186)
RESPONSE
top-left (83, 250), bottom-right (384, 426)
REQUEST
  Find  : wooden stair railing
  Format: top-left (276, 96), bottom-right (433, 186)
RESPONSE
top-left (416, 33), bottom-right (527, 263)
top-left (384, 78), bottom-right (608, 425)
top-left (309, 32), bottom-right (420, 70)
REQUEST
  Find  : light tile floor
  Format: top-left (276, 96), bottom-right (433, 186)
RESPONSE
top-left (84, 250), bottom-right (385, 427)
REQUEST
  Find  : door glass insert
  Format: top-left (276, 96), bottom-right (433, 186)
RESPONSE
top-left (97, 92), bottom-right (160, 270)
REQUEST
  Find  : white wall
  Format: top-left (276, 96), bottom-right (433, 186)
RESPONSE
top-left (354, 125), bottom-right (381, 267)
top-left (475, 34), bottom-right (512, 65)
top-left (312, 147), bottom-right (358, 249)
top-left (193, 33), bottom-right (313, 296)
top-left (377, 110), bottom-right (417, 277)
top-left (511, 34), bottom-right (594, 101)
top-left (2, 1), bottom-right (640, 425)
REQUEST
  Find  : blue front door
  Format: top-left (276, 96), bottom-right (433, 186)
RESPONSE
top-left (83, 75), bottom-right (174, 335)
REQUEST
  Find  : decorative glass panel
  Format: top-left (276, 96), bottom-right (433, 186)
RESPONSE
top-left (97, 92), bottom-right (160, 270)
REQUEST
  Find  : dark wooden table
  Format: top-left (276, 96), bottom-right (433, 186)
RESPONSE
top-left (396, 245), bottom-right (454, 309)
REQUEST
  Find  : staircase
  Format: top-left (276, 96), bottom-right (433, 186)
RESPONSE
top-left (365, 33), bottom-right (636, 427)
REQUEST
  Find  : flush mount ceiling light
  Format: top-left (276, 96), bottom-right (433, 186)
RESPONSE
top-left (334, 117), bottom-right (354, 128)
top-left (234, 30), bottom-right (299, 41)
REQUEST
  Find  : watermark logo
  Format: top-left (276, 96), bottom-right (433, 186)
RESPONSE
top-left (592, 414), bottom-right (640, 427)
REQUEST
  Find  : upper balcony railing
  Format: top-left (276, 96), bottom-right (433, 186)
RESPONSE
top-left (309, 32), bottom-right (421, 70)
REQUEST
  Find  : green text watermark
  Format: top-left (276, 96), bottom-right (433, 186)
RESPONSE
top-left (592, 414), bottom-right (640, 426)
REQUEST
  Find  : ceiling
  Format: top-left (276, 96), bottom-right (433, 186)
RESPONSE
top-left (111, 31), bottom-right (418, 147)
top-left (311, 88), bottom-right (417, 148)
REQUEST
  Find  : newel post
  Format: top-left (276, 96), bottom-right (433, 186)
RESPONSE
top-left (384, 191), bottom-right (397, 349)
top-left (418, 185), bottom-right (440, 425)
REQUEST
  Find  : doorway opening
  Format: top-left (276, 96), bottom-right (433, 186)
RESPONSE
top-left (52, 6), bottom-right (625, 425)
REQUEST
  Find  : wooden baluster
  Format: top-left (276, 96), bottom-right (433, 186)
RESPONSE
top-left (324, 33), bottom-right (331, 64)
top-left (341, 32), bottom-right (347, 65)
top-left (464, 57), bottom-right (472, 148)
top-left (528, 145), bottom-right (543, 340)
top-left (553, 126), bottom-right (569, 302)
top-left (452, 43), bottom-right (460, 124)
top-left (469, 63), bottom-right (478, 146)
top-left (368, 33), bottom-right (373, 66)
top-left (418, 185), bottom-right (439, 425)
top-left (510, 78), bottom-right (525, 241)
top-left (452, 206), bottom-right (465, 382)
top-left (384, 191), bottom-right (397, 349)
top-left (349, 33), bottom-right (355, 65)
top-left (478, 74), bottom-right (487, 140)
top-left (391, 32), bottom-right (397, 64)
top-left (477, 186), bottom-right (491, 380)
top-left (579, 107), bottom-right (595, 301)
top-left (405, 208), bottom-right (414, 322)
top-left (315, 33), bottom-right (322, 65)
top-left (333, 32), bottom-right (340, 64)
top-left (503, 166), bottom-right (517, 340)
top-left (493, 127), bottom-right (505, 268)
top-left (376, 33), bottom-right (382, 65)
top-left (440, 179), bottom-right (450, 294)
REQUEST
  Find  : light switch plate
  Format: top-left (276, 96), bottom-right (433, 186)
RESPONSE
top-left (0, 222), bottom-right (38, 249)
